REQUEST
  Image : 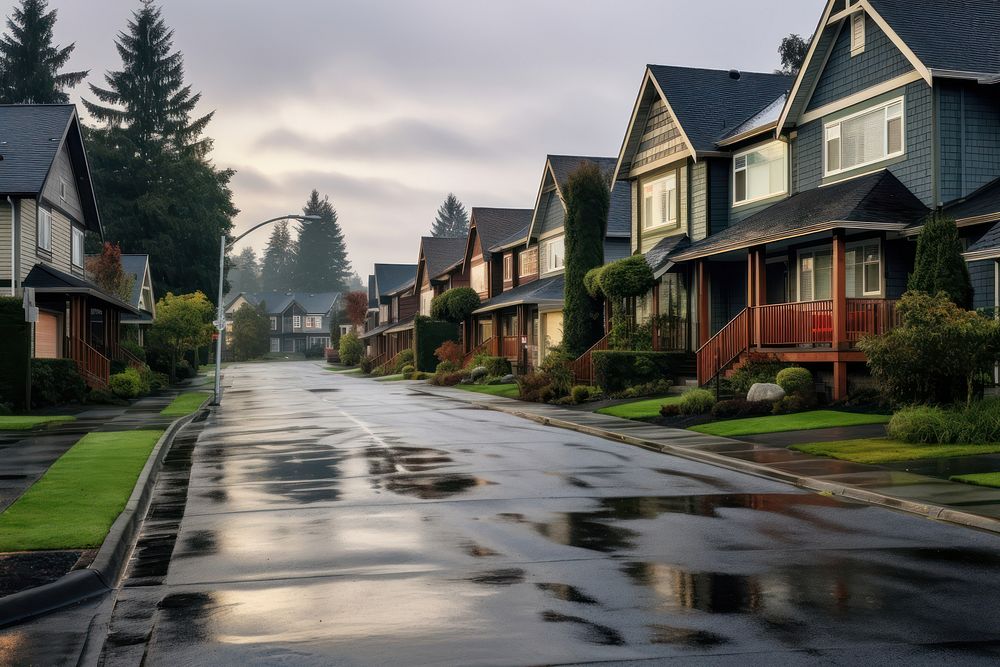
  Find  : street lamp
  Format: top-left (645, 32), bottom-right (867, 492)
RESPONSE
top-left (212, 214), bottom-right (322, 405)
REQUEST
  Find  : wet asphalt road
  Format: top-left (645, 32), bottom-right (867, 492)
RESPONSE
top-left (8, 361), bottom-right (1000, 665)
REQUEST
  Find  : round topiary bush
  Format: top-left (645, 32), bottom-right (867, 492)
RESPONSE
top-left (776, 366), bottom-right (813, 397)
top-left (583, 266), bottom-right (605, 298)
top-left (109, 367), bottom-right (146, 399)
top-left (678, 388), bottom-right (716, 415)
top-left (598, 255), bottom-right (655, 299)
top-left (401, 364), bottom-right (416, 375)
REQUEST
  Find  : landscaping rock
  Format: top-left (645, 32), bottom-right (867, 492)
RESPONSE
top-left (501, 374), bottom-right (516, 384)
top-left (747, 382), bottom-right (785, 403)
top-left (469, 366), bottom-right (488, 380)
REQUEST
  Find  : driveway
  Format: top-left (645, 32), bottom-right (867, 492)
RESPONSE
top-left (6, 360), bottom-right (1000, 665)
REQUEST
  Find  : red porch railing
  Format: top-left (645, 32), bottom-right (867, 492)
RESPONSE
top-left (696, 309), bottom-right (750, 386)
top-left (757, 300), bottom-right (833, 346)
top-left (568, 333), bottom-right (611, 386)
top-left (462, 337), bottom-right (494, 367)
top-left (500, 336), bottom-right (520, 360)
top-left (847, 298), bottom-right (900, 341)
top-left (69, 337), bottom-right (110, 388)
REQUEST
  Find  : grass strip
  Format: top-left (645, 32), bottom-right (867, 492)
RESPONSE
top-left (690, 410), bottom-right (890, 437)
top-left (160, 392), bottom-right (210, 417)
top-left (454, 383), bottom-right (520, 399)
top-left (949, 472), bottom-right (1000, 488)
top-left (0, 415), bottom-right (75, 431)
top-left (596, 395), bottom-right (683, 419)
top-left (325, 367), bottom-right (362, 374)
top-left (792, 438), bottom-right (1000, 464)
top-left (0, 429), bottom-right (164, 551)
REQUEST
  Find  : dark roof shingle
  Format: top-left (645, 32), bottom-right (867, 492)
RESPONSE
top-left (374, 263), bottom-right (417, 297)
top-left (471, 208), bottom-right (532, 260)
top-left (474, 275), bottom-right (564, 313)
top-left (421, 236), bottom-right (468, 278)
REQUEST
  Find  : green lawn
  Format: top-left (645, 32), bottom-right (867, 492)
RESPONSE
top-left (160, 392), bottom-right (210, 417)
top-left (597, 395), bottom-right (683, 420)
top-left (373, 373), bottom-right (406, 382)
top-left (950, 472), bottom-right (1000, 489)
top-left (0, 430), bottom-right (164, 551)
top-left (455, 383), bottom-right (520, 399)
top-left (690, 410), bottom-right (891, 438)
top-left (325, 367), bottom-right (362, 374)
top-left (0, 415), bottom-right (75, 431)
top-left (792, 438), bottom-right (1000, 464)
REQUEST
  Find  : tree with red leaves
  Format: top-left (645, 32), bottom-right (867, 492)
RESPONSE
top-left (86, 242), bottom-right (134, 303)
top-left (344, 291), bottom-right (369, 329)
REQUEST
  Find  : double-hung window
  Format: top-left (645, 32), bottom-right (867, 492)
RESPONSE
top-left (305, 315), bottom-right (321, 329)
top-left (37, 207), bottom-right (52, 251)
top-left (503, 254), bottom-right (513, 282)
top-left (470, 262), bottom-right (486, 294)
top-left (642, 173), bottom-right (678, 230)
top-left (269, 316), bottom-right (278, 331)
top-left (798, 249), bottom-right (832, 302)
top-left (733, 142), bottom-right (787, 205)
top-left (824, 98), bottom-right (904, 176)
top-left (518, 247), bottom-right (537, 277)
top-left (292, 314), bottom-right (302, 329)
top-left (846, 241), bottom-right (881, 296)
top-left (540, 235), bottom-right (565, 274)
top-left (71, 226), bottom-right (85, 267)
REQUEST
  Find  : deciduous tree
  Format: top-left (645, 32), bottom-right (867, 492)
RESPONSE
top-left (230, 302), bottom-right (269, 361)
top-left (562, 162), bottom-right (608, 357)
top-left (344, 291), bottom-right (369, 329)
top-left (777, 34), bottom-right (809, 75)
top-left (85, 242), bottom-right (135, 303)
top-left (148, 291), bottom-right (213, 381)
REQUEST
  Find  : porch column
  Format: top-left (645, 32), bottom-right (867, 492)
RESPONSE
top-left (491, 312), bottom-right (500, 356)
top-left (517, 304), bottom-right (529, 372)
top-left (752, 245), bottom-right (767, 348)
top-left (697, 261), bottom-right (709, 347)
top-left (832, 229), bottom-right (848, 400)
top-left (651, 283), bottom-right (660, 351)
top-left (745, 250), bottom-right (756, 346)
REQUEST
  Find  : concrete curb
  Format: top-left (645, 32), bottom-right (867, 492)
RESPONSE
top-left (415, 386), bottom-right (1000, 535)
top-left (0, 399), bottom-right (209, 628)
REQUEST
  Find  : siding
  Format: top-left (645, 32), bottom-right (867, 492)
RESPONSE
top-left (632, 98), bottom-right (688, 173)
top-left (689, 161), bottom-right (708, 241)
top-left (537, 189), bottom-right (565, 236)
top-left (707, 158), bottom-right (731, 233)
top-left (884, 238), bottom-right (914, 299)
top-left (807, 15), bottom-right (914, 111)
top-left (0, 202), bottom-right (10, 289)
top-left (795, 82), bottom-right (934, 206)
top-left (638, 163), bottom-right (688, 254)
top-left (938, 81), bottom-right (1000, 204)
top-left (41, 143), bottom-right (84, 223)
top-left (969, 260), bottom-right (996, 311)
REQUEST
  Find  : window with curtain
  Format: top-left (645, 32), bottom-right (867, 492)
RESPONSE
top-left (471, 262), bottom-right (487, 293)
top-left (846, 241), bottom-right (881, 297)
top-left (824, 97), bottom-right (904, 176)
top-left (734, 142), bottom-right (787, 205)
top-left (540, 235), bottom-right (565, 274)
top-left (642, 172), bottom-right (678, 230)
top-left (798, 249), bottom-right (832, 301)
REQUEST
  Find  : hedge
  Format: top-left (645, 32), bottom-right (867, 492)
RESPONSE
top-left (31, 359), bottom-right (87, 408)
top-left (414, 317), bottom-right (460, 372)
top-left (0, 297), bottom-right (29, 410)
top-left (592, 350), bottom-right (687, 394)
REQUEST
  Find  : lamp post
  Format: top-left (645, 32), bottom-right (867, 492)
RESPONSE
top-left (212, 214), bottom-right (322, 405)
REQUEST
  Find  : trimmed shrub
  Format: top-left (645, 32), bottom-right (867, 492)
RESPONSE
top-left (436, 360), bottom-right (459, 373)
top-left (479, 355), bottom-right (512, 377)
top-left (394, 348), bottom-right (415, 372)
top-left (592, 351), bottom-right (682, 394)
top-left (430, 370), bottom-right (467, 386)
top-left (517, 371), bottom-right (555, 403)
top-left (776, 367), bottom-right (813, 398)
top-left (339, 332), bottom-right (363, 366)
top-left (613, 379), bottom-right (673, 399)
top-left (571, 385), bottom-right (591, 404)
top-left (711, 398), bottom-right (773, 419)
top-left (660, 403), bottom-right (681, 417)
top-left (771, 394), bottom-right (816, 415)
top-left (678, 389), bottom-right (716, 416)
top-left (598, 255), bottom-right (655, 300)
top-left (30, 359), bottom-right (87, 408)
top-left (359, 355), bottom-right (378, 374)
top-left (0, 297), bottom-right (30, 409)
top-left (109, 367), bottom-right (147, 399)
top-left (401, 364), bottom-right (415, 375)
top-left (583, 266), bottom-right (605, 298)
top-left (432, 288), bottom-right (481, 323)
top-left (305, 343), bottom-right (326, 359)
top-left (727, 353), bottom-right (789, 395)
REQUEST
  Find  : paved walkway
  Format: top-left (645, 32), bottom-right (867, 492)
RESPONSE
top-left (416, 385), bottom-right (1000, 527)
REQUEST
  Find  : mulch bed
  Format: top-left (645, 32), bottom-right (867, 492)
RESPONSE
top-left (0, 549), bottom-right (95, 597)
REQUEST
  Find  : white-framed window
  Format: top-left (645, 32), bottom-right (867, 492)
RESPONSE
top-left (471, 261), bottom-right (487, 294)
top-left (71, 226), bottom-right (84, 267)
top-left (37, 207), bottom-right (52, 251)
top-left (642, 172), bottom-right (678, 230)
top-left (797, 248), bottom-right (833, 302)
top-left (519, 247), bottom-right (537, 277)
top-left (59, 177), bottom-right (68, 202)
top-left (734, 142), bottom-right (788, 206)
top-left (292, 314), bottom-right (302, 329)
top-left (304, 315), bottom-right (322, 329)
top-left (270, 337), bottom-right (280, 352)
top-left (503, 254), bottom-right (513, 282)
top-left (540, 235), bottom-right (565, 274)
top-left (269, 316), bottom-right (277, 331)
top-left (379, 304), bottom-right (389, 321)
top-left (850, 11), bottom-right (865, 56)
top-left (824, 97), bottom-right (904, 176)
top-left (420, 289), bottom-right (433, 316)
top-left (846, 240), bottom-right (882, 297)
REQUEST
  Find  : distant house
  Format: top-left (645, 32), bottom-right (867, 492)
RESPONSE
top-left (361, 263), bottom-right (417, 361)
top-left (224, 291), bottom-right (340, 355)
top-left (119, 254), bottom-right (156, 345)
top-left (0, 104), bottom-right (140, 388)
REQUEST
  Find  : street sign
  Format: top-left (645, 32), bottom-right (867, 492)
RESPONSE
top-left (213, 318), bottom-right (228, 331)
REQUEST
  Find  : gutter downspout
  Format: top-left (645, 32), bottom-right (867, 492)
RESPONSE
top-left (7, 196), bottom-right (15, 297)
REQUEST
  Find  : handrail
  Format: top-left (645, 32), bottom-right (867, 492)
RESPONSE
top-left (568, 333), bottom-right (611, 385)
top-left (69, 337), bottom-right (110, 388)
top-left (462, 337), bottom-right (494, 367)
top-left (696, 308), bottom-right (749, 386)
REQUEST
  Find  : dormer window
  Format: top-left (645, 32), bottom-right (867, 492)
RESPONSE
top-left (850, 11), bottom-right (865, 56)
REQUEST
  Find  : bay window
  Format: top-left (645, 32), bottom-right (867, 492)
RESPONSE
top-left (642, 172), bottom-right (678, 230)
top-left (824, 97), bottom-right (904, 176)
top-left (734, 142), bottom-right (787, 205)
top-left (540, 235), bottom-right (565, 274)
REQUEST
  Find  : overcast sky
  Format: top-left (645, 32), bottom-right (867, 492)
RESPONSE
top-left (31, 0), bottom-right (822, 280)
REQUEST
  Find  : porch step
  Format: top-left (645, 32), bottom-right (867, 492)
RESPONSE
top-left (668, 378), bottom-right (699, 394)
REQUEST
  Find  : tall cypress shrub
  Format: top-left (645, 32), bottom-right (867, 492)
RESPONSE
top-left (562, 163), bottom-right (609, 357)
top-left (908, 212), bottom-right (972, 308)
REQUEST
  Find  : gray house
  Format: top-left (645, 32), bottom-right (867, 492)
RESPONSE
top-left (225, 291), bottom-right (340, 354)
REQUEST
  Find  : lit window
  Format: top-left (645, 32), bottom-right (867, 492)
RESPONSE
top-left (518, 248), bottom-right (537, 277)
top-left (824, 98), bottom-right (904, 176)
top-left (293, 315), bottom-right (302, 329)
top-left (642, 173), bottom-right (678, 230)
top-left (540, 235), bottom-right (565, 274)
top-left (503, 254), bottom-right (513, 282)
top-left (471, 262), bottom-right (487, 294)
top-left (71, 226), bottom-right (84, 267)
top-left (734, 142), bottom-right (787, 205)
top-left (37, 208), bottom-right (52, 251)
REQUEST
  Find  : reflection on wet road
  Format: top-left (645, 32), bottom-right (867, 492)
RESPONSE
top-left (15, 361), bottom-right (1000, 665)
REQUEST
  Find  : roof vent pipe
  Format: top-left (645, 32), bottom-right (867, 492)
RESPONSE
top-left (729, 69), bottom-right (741, 80)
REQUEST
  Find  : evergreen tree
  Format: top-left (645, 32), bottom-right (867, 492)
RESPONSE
top-left (260, 220), bottom-right (295, 292)
top-left (228, 246), bottom-right (260, 295)
top-left (0, 0), bottom-right (87, 104)
top-left (562, 162), bottom-right (609, 357)
top-left (294, 190), bottom-right (351, 292)
top-left (908, 212), bottom-right (973, 309)
top-left (430, 193), bottom-right (469, 238)
top-left (83, 1), bottom-right (235, 297)
top-left (345, 271), bottom-right (365, 292)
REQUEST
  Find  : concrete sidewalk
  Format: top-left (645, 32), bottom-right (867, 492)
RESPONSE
top-left (413, 383), bottom-right (1000, 532)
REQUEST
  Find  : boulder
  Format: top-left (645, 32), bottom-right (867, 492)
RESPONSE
top-left (469, 366), bottom-right (488, 380)
top-left (501, 374), bottom-right (516, 384)
top-left (747, 382), bottom-right (785, 403)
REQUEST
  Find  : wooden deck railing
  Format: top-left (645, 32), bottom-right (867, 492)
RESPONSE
top-left (116, 346), bottom-right (145, 371)
top-left (696, 309), bottom-right (750, 385)
top-left (568, 333), bottom-right (611, 385)
top-left (463, 337), bottom-right (494, 367)
top-left (500, 336), bottom-right (520, 360)
top-left (69, 337), bottom-right (110, 388)
top-left (847, 298), bottom-right (900, 341)
top-left (757, 300), bottom-right (833, 346)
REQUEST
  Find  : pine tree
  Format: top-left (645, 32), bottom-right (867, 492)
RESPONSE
top-left (83, 1), bottom-right (235, 297)
top-left (261, 220), bottom-right (296, 292)
top-left (430, 193), bottom-right (470, 238)
top-left (562, 163), bottom-right (609, 357)
top-left (294, 190), bottom-right (352, 293)
top-left (228, 246), bottom-right (260, 295)
top-left (0, 0), bottom-right (88, 104)
top-left (908, 212), bottom-right (973, 309)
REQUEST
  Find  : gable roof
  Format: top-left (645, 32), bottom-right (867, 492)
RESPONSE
top-left (473, 274), bottom-right (565, 314)
top-left (672, 170), bottom-right (928, 261)
top-left (120, 254), bottom-right (153, 314)
top-left (528, 155), bottom-right (621, 241)
top-left (717, 93), bottom-right (787, 146)
top-left (469, 208), bottom-right (532, 261)
top-left (419, 236), bottom-right (468, 282)
top-left (228, 290), bottom-right (340, 315)
top-left (373, 263), bottom-right (417, 298)
top-left (0, 104), bottom-right (102, 233)
top-left (644, 234), bottom-right (690, 277)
